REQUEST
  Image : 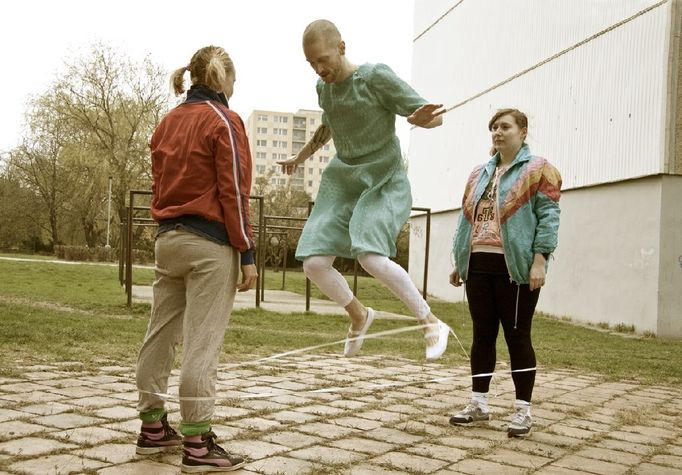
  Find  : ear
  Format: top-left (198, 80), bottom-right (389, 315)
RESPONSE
top-left (338, 40), bottom-right (346, 56)
top-left (521, 127), bottom-right (528, 141)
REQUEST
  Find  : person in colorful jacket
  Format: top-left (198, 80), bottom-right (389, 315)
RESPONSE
top-left (277, 19), bottom-right (451, 361)
top-left (135, 45), bottom-right (255, 472)
top-left (448, 108), bottom-right (561, 437)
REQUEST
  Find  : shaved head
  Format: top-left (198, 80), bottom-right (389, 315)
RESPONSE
top-left (303, 19), bottom-right (342, 48)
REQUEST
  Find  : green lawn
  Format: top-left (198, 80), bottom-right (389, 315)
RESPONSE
top-left (1, 259), bottom-right (681, 385)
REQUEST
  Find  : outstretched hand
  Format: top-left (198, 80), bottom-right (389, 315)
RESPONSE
top-left (277, 155), bottom-right (302, 175)
top-left (407, 103), bottom-right (446, 128)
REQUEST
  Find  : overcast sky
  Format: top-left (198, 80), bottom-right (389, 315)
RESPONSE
top-left (0, 0), bottom-right (417, 154)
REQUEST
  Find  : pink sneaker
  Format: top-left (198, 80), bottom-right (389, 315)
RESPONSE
top-left (136, 413), bottom-right (181, 454)
top-left (181, 431), bottom-right (246, 473)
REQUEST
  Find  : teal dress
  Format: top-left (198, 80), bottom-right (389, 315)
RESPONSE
top-left (296, 63), bottom-right (428, 260)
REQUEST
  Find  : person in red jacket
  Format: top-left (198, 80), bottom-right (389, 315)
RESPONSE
top-left (135, 45), bottom-right (255, 473)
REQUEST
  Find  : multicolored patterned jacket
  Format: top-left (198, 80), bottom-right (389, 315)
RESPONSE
top-left (452, 144), bottom-right (562, 284)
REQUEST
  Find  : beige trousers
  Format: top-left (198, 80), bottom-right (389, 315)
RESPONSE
top-left (136, 229), bottom-right (239, 425)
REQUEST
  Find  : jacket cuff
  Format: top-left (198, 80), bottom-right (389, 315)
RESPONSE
top-left (240, 249), bottom-right (255, 266)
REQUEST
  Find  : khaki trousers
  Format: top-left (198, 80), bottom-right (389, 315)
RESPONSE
top-left (136, 229), bottom-right (239, 425)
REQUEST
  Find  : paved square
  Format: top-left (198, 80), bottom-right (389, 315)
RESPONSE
top-left (0, 354), bottom-right (679, 474)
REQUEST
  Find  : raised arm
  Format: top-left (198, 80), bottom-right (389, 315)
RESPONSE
top-left (277, 124), bottom-right (332, 175)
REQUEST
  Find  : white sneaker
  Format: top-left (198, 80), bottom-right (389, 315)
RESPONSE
top-left (507, 406), bottom-right (532, 437)
top-left (424, 319), bottom-right (450, 361)
top-left (343, 308), bottom-right (375, 357)
top-left (449, 401), bottom-right (491, 425)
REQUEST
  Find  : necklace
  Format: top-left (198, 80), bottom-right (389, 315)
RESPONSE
top-left (486, 165), bottom-right (508, 201)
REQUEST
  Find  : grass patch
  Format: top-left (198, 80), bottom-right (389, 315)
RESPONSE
top-left (0, 259), bottom-right (153, 316)
top-left (1, 259), bottom-right (681, 386)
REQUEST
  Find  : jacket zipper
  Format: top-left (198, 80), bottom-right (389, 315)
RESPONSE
top-left (496, 164), bottom-right (522, 329)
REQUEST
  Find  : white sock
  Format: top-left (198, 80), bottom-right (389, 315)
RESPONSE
top-left (472, 392), bottom-right (489, 412)
top-left (514, 399), bottom-right (531, 415)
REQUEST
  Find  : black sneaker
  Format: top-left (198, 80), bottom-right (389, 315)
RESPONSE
top-left (136, 413), bottom-right (182, 454)
top-left (181, 431), bottom-right (246, 473)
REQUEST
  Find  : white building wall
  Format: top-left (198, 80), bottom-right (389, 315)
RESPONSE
top-left (657, 175), bottom-right (682, 336)
top-left (408, 0), bottom-right (681, 337)
top-left (409, 176), bottom-right (681, 337)
top-left (409, 0), bottom-right (672, 211)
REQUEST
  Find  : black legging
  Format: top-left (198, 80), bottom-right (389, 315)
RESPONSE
top-left (465, 252), bottom-right (540, 402)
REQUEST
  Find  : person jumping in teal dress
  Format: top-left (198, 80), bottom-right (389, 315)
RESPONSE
top-left (278, 19), bottom-right (450, 360)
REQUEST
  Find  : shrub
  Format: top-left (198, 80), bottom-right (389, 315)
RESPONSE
top-left (54, 245), bottom-right (118, 263)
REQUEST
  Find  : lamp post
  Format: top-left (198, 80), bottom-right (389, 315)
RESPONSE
top-left (105, 176), bottom-right (113, 248)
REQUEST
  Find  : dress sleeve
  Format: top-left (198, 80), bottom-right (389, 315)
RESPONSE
top-left (316, 79), bottom-right (330, 127)
top-left (366, 63), bottom-right (428, 117)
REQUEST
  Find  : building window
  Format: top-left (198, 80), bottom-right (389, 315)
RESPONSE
top-left (258, 114), bottom-right (268, 121)
top-left (274, 116), bottom-right (289, 123)
top-left (308, 180), bottom-right (313, 187)
top-left (308, 168), bottom-right (313, 174)
top-left (323, 144), bottom-right (330, 150)
top-left (256, 165), bottom-right (266, 173)
top-left (257, 127), bottom-right (268, 134)
top-left (279, 153), bottom-right (288, 159)
top-left (256, 152), bottom-right (267, 159)
top-left (310, 118), bottom-right (316, 125)
top-left (256, 139), bottom-right (267, 147)
top-left (272, 153), bottom-right (278, 159)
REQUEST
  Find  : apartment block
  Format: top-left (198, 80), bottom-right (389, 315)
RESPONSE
top-left (245, 109), bottom-right (336, 198)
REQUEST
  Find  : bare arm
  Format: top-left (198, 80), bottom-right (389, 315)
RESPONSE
top-left (278, 124), bottom-right (332, 175)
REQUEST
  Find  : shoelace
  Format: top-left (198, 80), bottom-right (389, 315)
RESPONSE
top-left (163, 423), bottom-right (178, 438)
top-left (160, 415), bottom-right (178, 437)
top-left (511, 409), bottom-right (529, 424)
top-left (204, 432), bottom-right (231, 458)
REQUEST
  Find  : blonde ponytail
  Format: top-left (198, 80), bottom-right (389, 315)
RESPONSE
top-left (170, 66), bottom-right (189, 96)
top-left (204, 55), bottom-right (227, 93)
top-left (178, 46), bottom-right (234, 94)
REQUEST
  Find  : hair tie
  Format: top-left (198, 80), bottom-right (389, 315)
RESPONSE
top-left (185, 65), bottom-right (191, 72)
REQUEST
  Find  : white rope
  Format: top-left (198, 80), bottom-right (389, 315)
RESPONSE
top-left (139, 323), bottom-right (536, 402)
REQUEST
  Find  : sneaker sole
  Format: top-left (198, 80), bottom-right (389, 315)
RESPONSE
top-left (181, 461), bottom-right (246, 473)
top-left (136, 445), bottom-right (180, 455)
top-left (507, 428), bottom-right (531, 438)
top-left (449, 416), bottom-right (490, 426)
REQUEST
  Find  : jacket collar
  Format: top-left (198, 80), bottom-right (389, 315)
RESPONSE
top-left (184, 85), bottom-right (229, 108)
top-left (484, 143), bottom-right (532, 177)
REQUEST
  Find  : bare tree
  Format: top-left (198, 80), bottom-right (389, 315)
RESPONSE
top-left (7, 100), bottom-right (72, 246)
top-left (50, 43), bottom-right (168, 228)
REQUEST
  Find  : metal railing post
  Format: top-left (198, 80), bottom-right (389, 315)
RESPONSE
top-left (423, 208), bottom-right (431, 299)
top-left (305, 201), bottom-right (313, 312)
top-left (126, 195), bottom-right (134, 307)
